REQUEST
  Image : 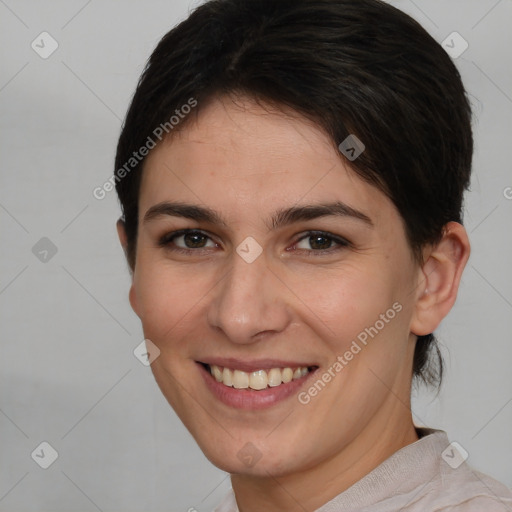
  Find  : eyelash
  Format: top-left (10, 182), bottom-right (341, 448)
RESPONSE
top-left (157, 229), bottom-right (350, 256)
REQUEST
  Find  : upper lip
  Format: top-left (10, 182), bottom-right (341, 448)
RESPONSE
top-left (198, 358), bottom-right (317, 373)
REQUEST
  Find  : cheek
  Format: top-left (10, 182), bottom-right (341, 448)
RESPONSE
top-left (285, 264), bottom-right (400, 348)
top-left (133, 261), bottom-right (209, 345)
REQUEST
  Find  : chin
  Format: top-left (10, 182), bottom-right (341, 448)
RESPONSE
top-left (195, 433), bottom-right (304, 477)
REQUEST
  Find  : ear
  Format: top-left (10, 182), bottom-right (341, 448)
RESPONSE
top-left (410, 222), bottom-right (470, 336)
top-left (116, 218), bottom-right (140, 318)
top-left (116, 218), bottom-right (129, 255)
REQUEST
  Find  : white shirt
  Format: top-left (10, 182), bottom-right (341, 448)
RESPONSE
top-left (213, 428), bottom-right (512, 511)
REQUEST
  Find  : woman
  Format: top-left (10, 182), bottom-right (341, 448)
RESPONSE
top-left (114, 0), bottom-right (512, 510)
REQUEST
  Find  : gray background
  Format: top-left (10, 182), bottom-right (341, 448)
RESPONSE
top-left (1, 0), bottom-right (511, 510)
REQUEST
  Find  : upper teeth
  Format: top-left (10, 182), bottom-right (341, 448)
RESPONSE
top-left (209, 365), bottom-right (310, 390)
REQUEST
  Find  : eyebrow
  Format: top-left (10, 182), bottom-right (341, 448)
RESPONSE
top-left (142, 200), bottom-right (373, 229)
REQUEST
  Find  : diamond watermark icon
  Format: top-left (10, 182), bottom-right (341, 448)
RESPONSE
top-left (32, 237), bottom-right (58, 263)
top-left (338, 134), bottom-right (365, 161)
top-left (441, 441), bottom-right (469, 469)
top-left (31, 32), bottom-right (59, 59)
top-left (134, 339), bottom-right (161, 366)
top-left (237, 442), bottom-right (262, 468)
top-left (31, 441), bottom-right (59, 469)
top-left (441, 32), bottom-right (468, 59)
top-left (236, 236), bottom-right (263, 264)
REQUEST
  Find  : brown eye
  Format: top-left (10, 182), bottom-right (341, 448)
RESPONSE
top-left (159, 230), bottom-right (217, 251)
top-left (293, 231), bottom-right (349, 252)
top-left (182, 232), bottom-right (209, 248)
top-left (308, 234), bottom-right (333, 250)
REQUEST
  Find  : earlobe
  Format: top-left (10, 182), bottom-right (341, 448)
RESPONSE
top-left (129, 283), bottom-right (141, 319)
top-left (117, 218), bottom-right (141, 318)
top-left (410, 222), bottom-right (470, 336)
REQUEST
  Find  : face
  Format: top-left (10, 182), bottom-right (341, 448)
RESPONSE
top-left (128, 96), bottom-right (423, 476)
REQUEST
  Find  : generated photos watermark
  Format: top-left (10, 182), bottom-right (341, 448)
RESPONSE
top-left (93, 97), bottom-right (198, 200)
top-left (298, 301), bottom-right (403, 404)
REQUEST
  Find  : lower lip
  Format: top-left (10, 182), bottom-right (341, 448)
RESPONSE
top-left (197, 363), bottom-right (316, 410)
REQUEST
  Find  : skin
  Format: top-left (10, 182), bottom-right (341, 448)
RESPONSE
top-left (117, 95), bottom-right (470, 512)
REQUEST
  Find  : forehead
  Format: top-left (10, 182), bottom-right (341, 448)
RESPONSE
top-left (139, 96), bottom-right (396, 228)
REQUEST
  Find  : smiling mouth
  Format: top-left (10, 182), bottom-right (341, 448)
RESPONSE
top-left (201, 363), bottom-right (318, 391)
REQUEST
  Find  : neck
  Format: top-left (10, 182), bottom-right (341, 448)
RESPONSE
top-left (231, 403), bottom-right (419, 512)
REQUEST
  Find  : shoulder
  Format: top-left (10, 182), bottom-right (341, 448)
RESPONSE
top-left (441, 495), bottom-right (512, 511)
top-left (421, 463), bottom-right (512, 511)
top-left (367, 429), bottom-right (512, 512)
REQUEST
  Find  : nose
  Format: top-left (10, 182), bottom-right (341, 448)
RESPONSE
top-left (207, 250), bottom-right (291, 345)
